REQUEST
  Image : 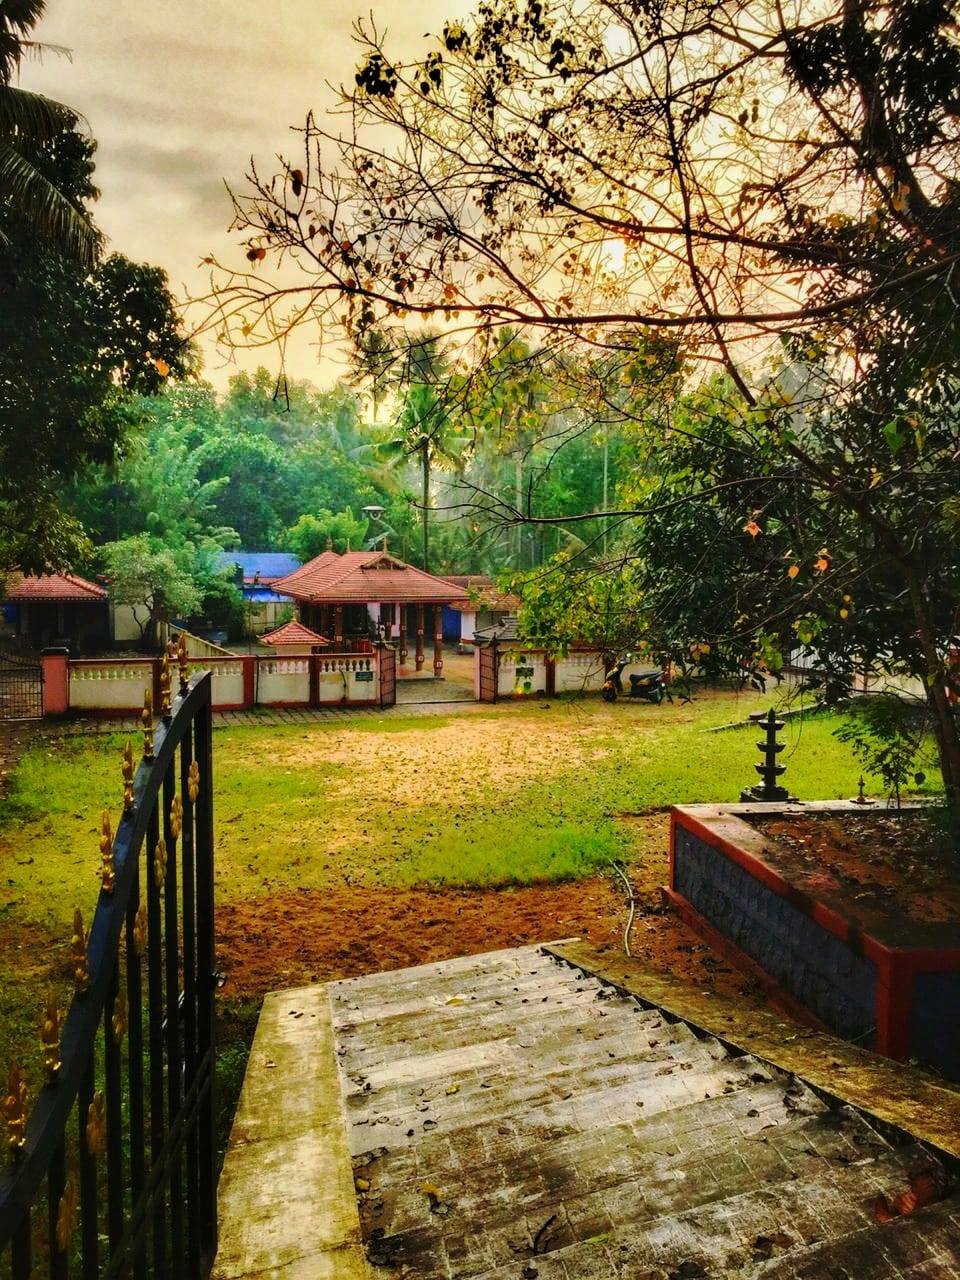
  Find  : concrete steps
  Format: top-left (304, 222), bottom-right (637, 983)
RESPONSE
top-left (328, 943), bottom-right (960, 1279)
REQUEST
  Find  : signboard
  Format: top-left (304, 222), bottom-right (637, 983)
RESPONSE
top-left (354, 670), bottom-right (375, 682)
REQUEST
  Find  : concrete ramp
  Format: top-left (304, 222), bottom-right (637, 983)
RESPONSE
top-left (217, 943), bottom-right (960, 1278)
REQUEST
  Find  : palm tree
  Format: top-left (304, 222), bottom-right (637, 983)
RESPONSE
top-left (0, 1), bottom-right (99, 266)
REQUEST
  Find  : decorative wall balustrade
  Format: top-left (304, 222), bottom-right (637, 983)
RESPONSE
top-left (0, 659), bottom-right (217, 1277)
top-left (41, 649), bottom-right (385, 716)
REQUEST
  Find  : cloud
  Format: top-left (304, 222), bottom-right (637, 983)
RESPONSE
top-left (23, 0), bottom-right (473, 384)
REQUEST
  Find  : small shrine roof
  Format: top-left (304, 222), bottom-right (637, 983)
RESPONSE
top-left (260, 620), bottom-right (330, 647)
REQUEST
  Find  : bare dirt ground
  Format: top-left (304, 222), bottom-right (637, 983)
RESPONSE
top-left (215, 809), bottom-right (788, 1022)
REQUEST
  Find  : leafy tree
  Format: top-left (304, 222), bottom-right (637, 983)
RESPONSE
top-left (66, 417), bottom-right (230, 548)
top-left (101, 535), bottom-right (201, 648)
top-left (195, 433), bottom-right (297, 547)
top-left (0, 121), bottom-right (189, 574)
top-left (208, 0), bottom-right (960, 801)
top-left (284, 510), bottom-right (370, 559)
top-left (834, 696), bottom-right (929, 809)
top-left (100, 533), bottom-right (244, 647)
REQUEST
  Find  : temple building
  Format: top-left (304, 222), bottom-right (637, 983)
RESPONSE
top-left (273, 550), bottom-right (469, 675)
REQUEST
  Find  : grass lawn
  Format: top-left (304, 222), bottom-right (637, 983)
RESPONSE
top-left (0, 689), bottom-right (936, 1112)
top-left (1, 691), bottom-right (914, 927)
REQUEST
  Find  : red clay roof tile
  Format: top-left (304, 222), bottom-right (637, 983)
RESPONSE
top-left (5, 572), bottom-right (107, 602)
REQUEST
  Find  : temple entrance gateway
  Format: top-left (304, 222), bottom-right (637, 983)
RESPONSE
top-left (272, 549), bottom-right (478, 704)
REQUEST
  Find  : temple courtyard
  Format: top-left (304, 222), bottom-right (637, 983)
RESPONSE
top-left (0, 693), bottom-right (922, 1082)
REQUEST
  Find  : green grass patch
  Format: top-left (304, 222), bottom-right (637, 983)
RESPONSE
top-left (394, 812), bottom-right (622, 888)
top-left (0, 694), bottom-right (936, 934)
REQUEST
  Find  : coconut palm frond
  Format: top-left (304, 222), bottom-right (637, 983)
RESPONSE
top-left (0, 139), bottom-right (99, 266)
top-left (1, 0), bottom-right (48, 31)
top-left (0, 84), bottom-right (80, 142)
top-left (0, 1), bottom-right (48, 80)
top-left (14, 39), bottom-right (73, 64)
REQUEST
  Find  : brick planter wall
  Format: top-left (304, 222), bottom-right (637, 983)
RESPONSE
top-left (667, 803), bottom-right (960, 1081)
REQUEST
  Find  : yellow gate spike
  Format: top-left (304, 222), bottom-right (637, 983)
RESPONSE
top-left (1, 1064), bottom-right (28, 1156)
top-left (41, 994), bottom-right (62, 1079)
top-left (111, 987), bottom-right (127, 1047)
top-left (159, 652), bottom-right (172, 718)
top-left (85, 1091), bottom-right (106, 1158)
top-left (141, 688), bottom-right (154, 760)
top-left (55, 1177), bottom-right (78, 1252)
top-left (154, 836), bottom-right (167, 890)
top-left (133, 902), bottom-right (147, 955)
top-left (100, 810), bottom-right (116, 893)
top-left (121, 740), bottom-right (135, 812)
top-left (71, 908), bottom-right (88, 995)
top-left (170, 793), bottom-right (183, 841)
top-left (177, 631), bottom-right (190, 695)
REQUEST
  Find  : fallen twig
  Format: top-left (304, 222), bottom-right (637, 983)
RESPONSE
top-left (610, 860), bottom-right (636, 958)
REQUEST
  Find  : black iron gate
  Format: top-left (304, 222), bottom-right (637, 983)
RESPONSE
top-left (0, 665), bottom-right (217, 1278)
top-left (0, 651), bottom-right (43, 720)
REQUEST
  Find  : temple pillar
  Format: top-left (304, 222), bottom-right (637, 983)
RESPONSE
top-left (333, 605), bottom-right (344, 649)
top-left (415, 604), bottom-right (425, 671)
top-left (433, 604), bottom-right (444, 678)
top-left (399, 605), bottom-right (408, 665)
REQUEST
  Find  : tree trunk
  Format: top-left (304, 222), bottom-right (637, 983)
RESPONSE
top-left (908, 580), bottom-right (960, 807)
top-left (144, 599), bottom-right (163, 652)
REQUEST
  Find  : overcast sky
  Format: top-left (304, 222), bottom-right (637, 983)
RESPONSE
top-left (25, 1), bottom-right (468, 387)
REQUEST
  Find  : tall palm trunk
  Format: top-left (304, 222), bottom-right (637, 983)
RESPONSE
top-left (421, 440), bottom-right (430, 572)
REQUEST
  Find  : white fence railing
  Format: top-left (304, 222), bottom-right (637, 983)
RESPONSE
top-left (54, 651), bottom-right (382, 715)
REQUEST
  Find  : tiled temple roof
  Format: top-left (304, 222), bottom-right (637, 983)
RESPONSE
top-left (274, 551), bottom-right (470, 605)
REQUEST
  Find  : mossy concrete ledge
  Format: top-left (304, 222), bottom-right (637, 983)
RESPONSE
top-left (213, 985), bottom-right (371, 1279)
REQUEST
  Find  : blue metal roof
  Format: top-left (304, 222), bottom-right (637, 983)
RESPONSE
top-left (244, 588), bottom-right (292, 604)
top-left (219, 552), bottom-right (301, 581)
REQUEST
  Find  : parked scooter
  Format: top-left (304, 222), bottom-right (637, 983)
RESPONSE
top-left (601, 661), bottom-right (673, 704)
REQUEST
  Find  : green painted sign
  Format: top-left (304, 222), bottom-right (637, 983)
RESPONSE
top-left (354, 670), bottom-right (375, 682)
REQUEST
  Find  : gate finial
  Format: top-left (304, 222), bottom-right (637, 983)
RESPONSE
top-left (71, 908), bottom-right (88, 995)
top-left (121, 741), bottom-right (135, 811)
top-left (141, 688), bottom-right (154, 760)
top-left (40, 994), bottom-right (61, 1079)
top-left (177, 631), bottom-right (190, 696)
top-left (159, 652), bottom-right (173, 719)
top-left (100, 811), bottom-right (115, 893)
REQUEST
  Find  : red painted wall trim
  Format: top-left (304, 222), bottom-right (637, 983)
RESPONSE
top-left (673, 807), bottom-right (894, 966)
